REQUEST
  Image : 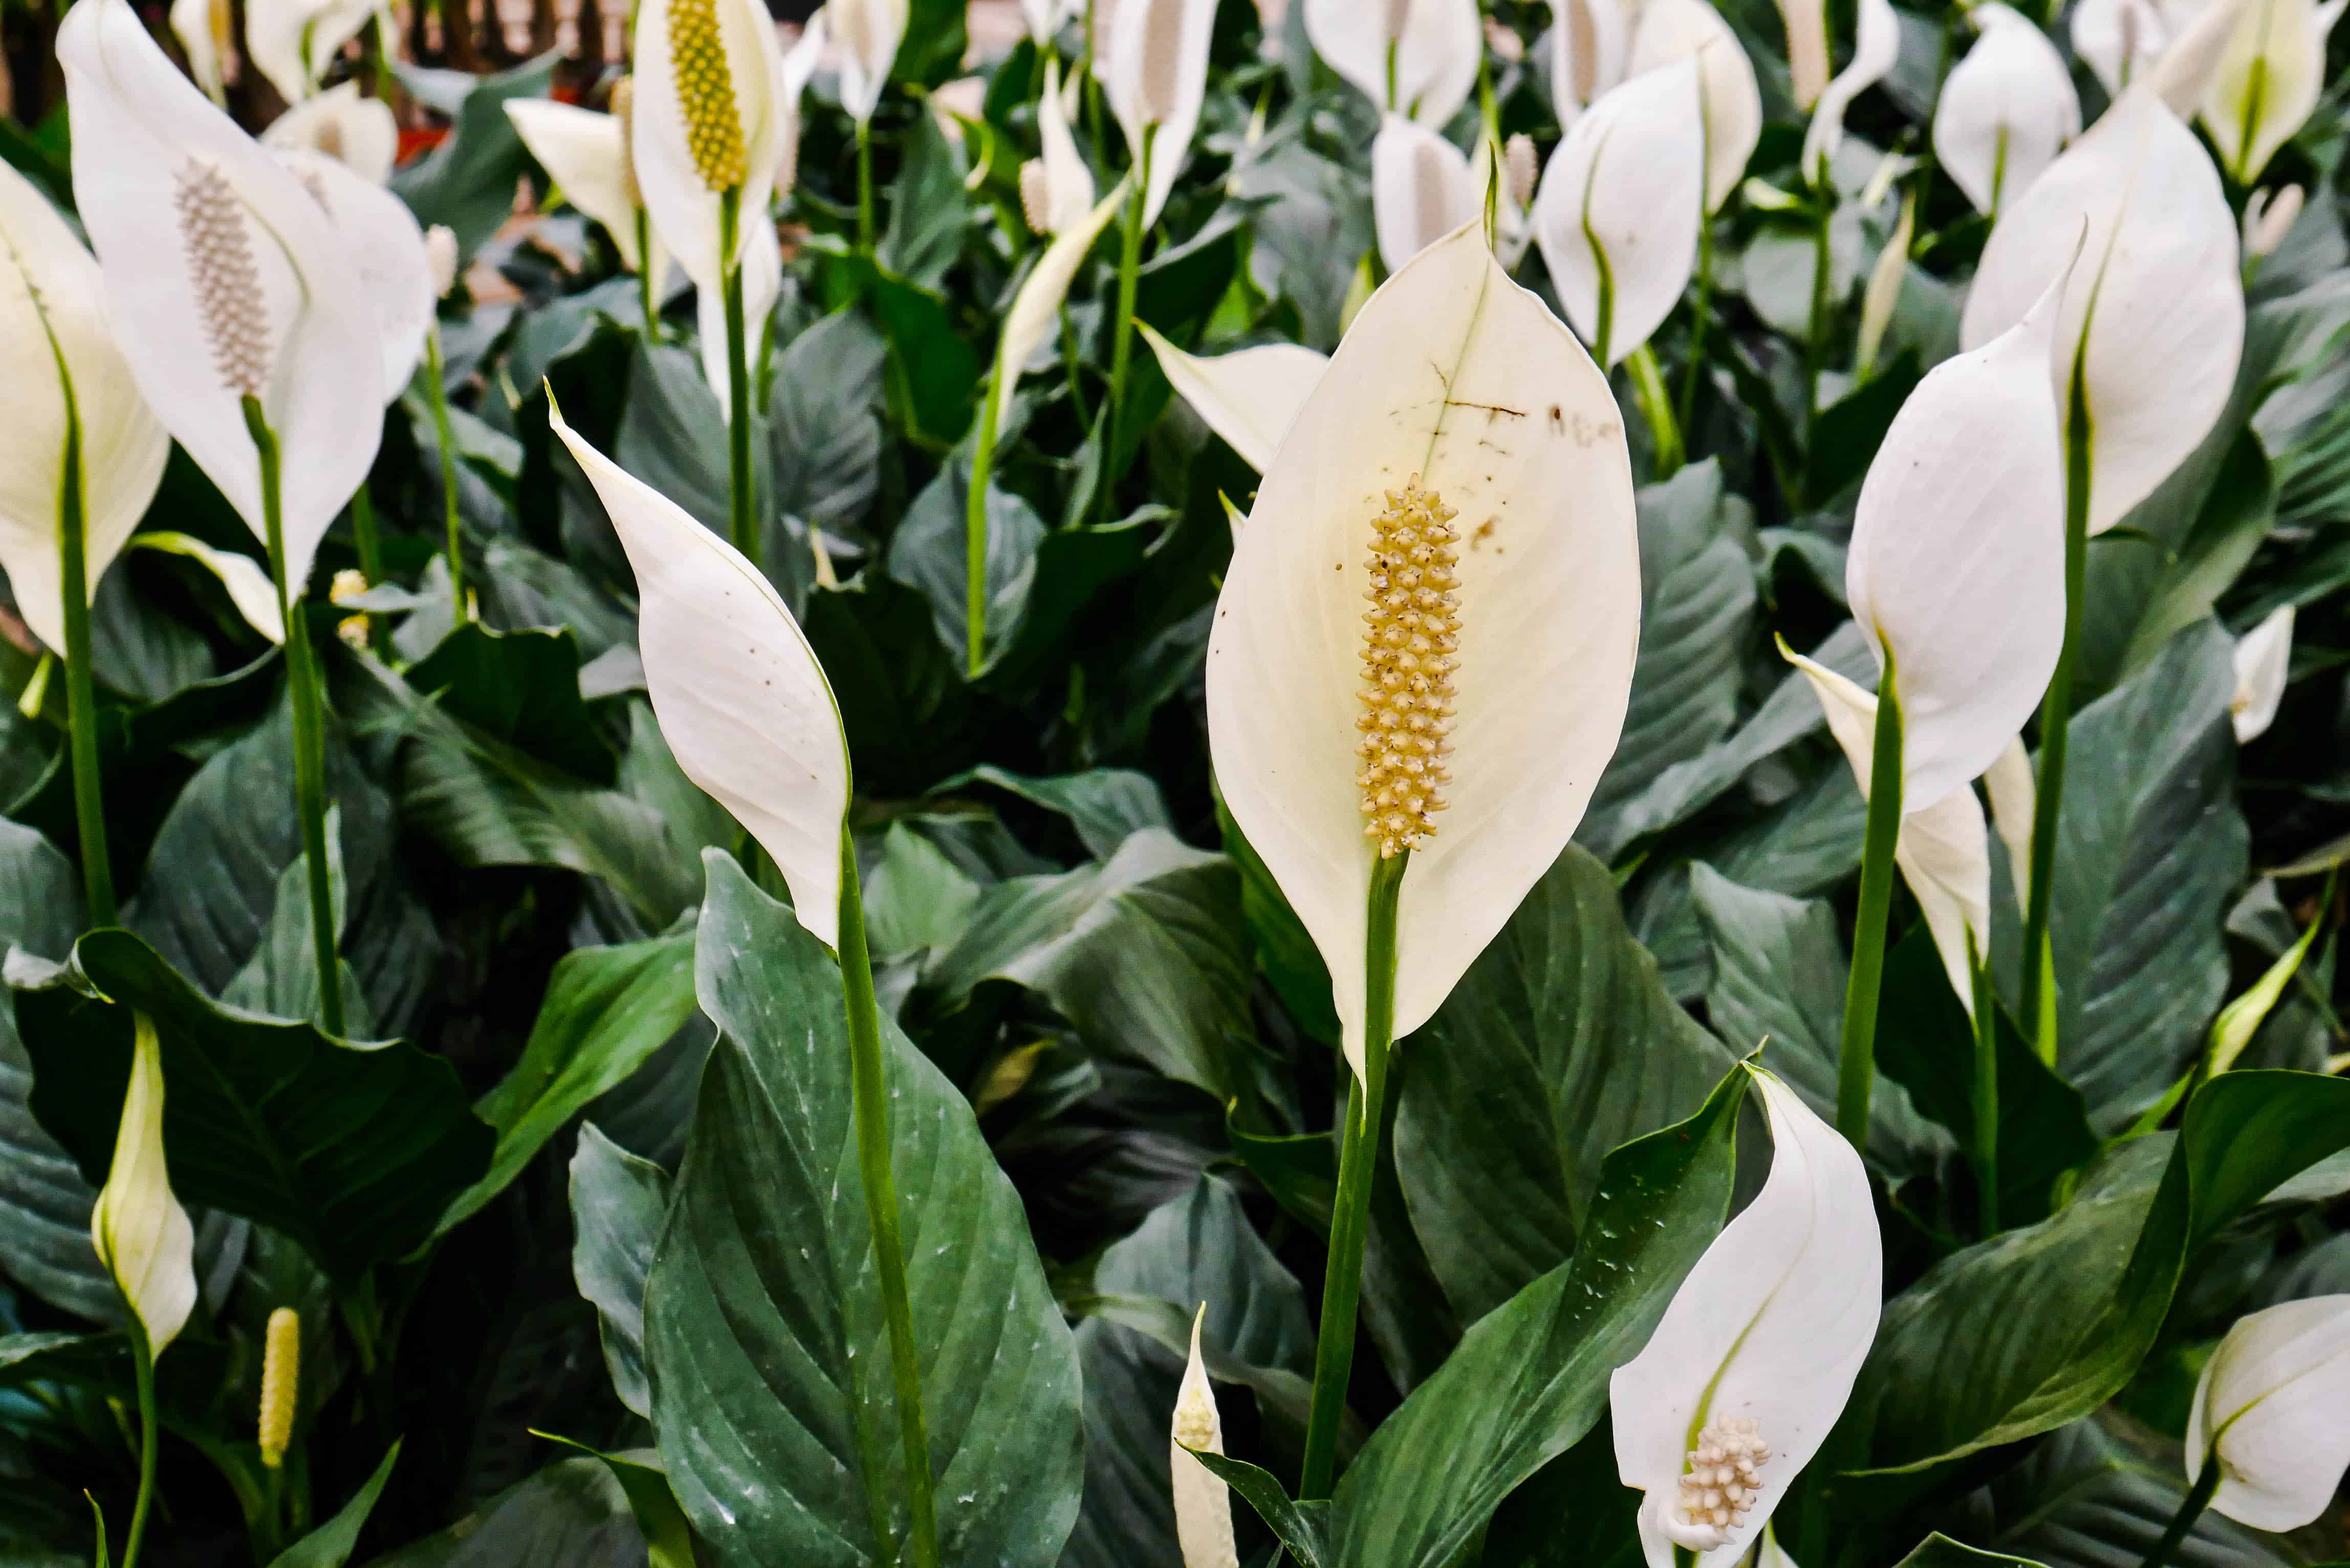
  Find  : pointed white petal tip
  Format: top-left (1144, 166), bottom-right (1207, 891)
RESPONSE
top-left (2230, 604), bottom-right (2294, 743)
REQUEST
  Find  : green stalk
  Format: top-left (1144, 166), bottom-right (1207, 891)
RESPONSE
top-left (55, 390), bottom-right (115, 925)
top-left (1626, 344), bottom-right (1684, 478)
top-left (1098, 133), bottom-right (1152, 526)
top-left (1300, 851), bottom-right (1408, 1501)
top-left (834, 824), bottom-right (940, 1568)
top-left (422, 325), bottom-right (467, 614)
top-left (2020, 362), bottom-right (2091, 1059)
top-left (635, 209), bottom-right (662, 340)
top-left (1582, 195), bottom-right (1616, 369)
top-left (2138, 1449), bottom-right (2221, 1568)
top-left (1969, 944), bottom-right (1999, 1235)
top-left (120, 1321), bottom-right (158, 1568)
top-left (348, 483), bottom-right (389, 658)
top-left (1677, 215), bottom-right (1716, 434)
top-left (1805, 198), bottom-right (1833, 426)
top-left (856, 120), bottom-right (876, 254)
top-left (1837, 659), bottom-right (1904, 1147)
top-left (965, 375), bottom-right (1003, 680)
top-left (718, 186), bottom-right (759, 568)
top-left (242, 398), bottom-right (346, 1039)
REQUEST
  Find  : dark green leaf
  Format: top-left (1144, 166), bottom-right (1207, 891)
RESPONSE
top-left (391, 53), bottom-right (563, 258)
top-left (1221, 798), bottom-right (1339, 1042)
top-left (533, 1439), bottom-right (698, 1568)
top-left (886, 461), bottom-right (1046, 666)
top-left (404, 624), bottom-right (614, 784)
top-left (363, 1457), bottom-right (650, 1567)
top-left (268, 1444), bottom-right (399, 1568)
top-left (1189, 1452), bottom-right (1331, 1567)
top-left (1888, 1534), bottom-right (2051, 1568)
top-left (928, 765), bottom-right (1173, 859)
top-left (879, 109), bottom-right (970, 290)
top-left (769, 309), bottom-right (886, 538)
top-left (2120, 434), bottom-right (2274, 676)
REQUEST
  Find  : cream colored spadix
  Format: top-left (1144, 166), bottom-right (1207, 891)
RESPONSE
top-left (830, 0), bottom-right (909, 128)
top-left (1785, 649), bottom-right (1992, 1012)
top-left (0, 160), bottom-right (168, 660)
top-left (91, 1013), bottom-right (199, 1356)
top-left (1626, 0), bottom-right (1761, 213)
top-left (2187, 1295), bottom-right (2350, 1530)
top-left (631, 0), bottom-right (794, 296)
top-left (1961, 85), bottom-right (2242, 537)
top-left (61, 0), bottom-right (382, 594)
top-left (1205, 223), bottom-right (1639, 1079)
top-left (276, 147), bottom-right (434, 400)
top-left (1847, 263), bottom-right (2068, 811)
top-left (1372, 117), bottom-right (1482, 273)
top-left (1103, 0), bottom-right (1218, 227)
top-left (2230, 604), bottom-right (2294, 743)
top-left (549, 398), bottom-right (849, 946)
top-left (1140, 323), bottom-right (1329, 474)
top-left (1613, 1068), bottom-right (1881, 1566)
top-left (1170, 1306), bottom-right (1238, 1568)
top-left (2202, 0), bottom-right (2343, 182)
top-left (1304, 0), bottom-right (1481, 128)
top-left (991, 180), bottom-right (1130, 432)
top-left (1776, 0), bottom-right (1831, 107)
top-left (262, 82), bottom-right (397, 183)
top-left (1533, 60), bottom-right (1704, 368)
top-left (1548, 0), bottom-right (1630, 126)
top-left (1932, 5), bottom-right (2079, 216)
top-left (506, 98), bottom-right (664, 274)
top-left (1802, 0), bottom-right (1897, 183)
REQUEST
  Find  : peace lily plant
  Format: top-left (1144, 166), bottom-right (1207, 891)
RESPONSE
top-left (506, 86), bottom-right (671, 333)
top-left (1931, 5), bottom-right (2079, 219)
top-left (830, 0), bottom-right (911, 244)
top-left (2158, 1294), bottom-right (2350, 1555)
top-left (1207, 219), bottom-right (1639, 1497)
top-left (1303, 0), bottom-right (1481, 127)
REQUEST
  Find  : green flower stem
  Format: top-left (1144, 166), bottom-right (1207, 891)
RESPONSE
top-left (1626, 344), bottom-right (1684, 478)
top-left (2139, 1448), bottom-right (2221, 1568)
top-left (834, 824), bottom-right (941, 1568)
top-left (1300, 850), bottom-right (1409, 1501)
top-left (1098, 133), bottom-right (1153, 526)
top-left (120, 1320), bottom-right (158, 1568)
top-left (242, 398), bottom-right (346, 1040)
top-left (1677, 214), bottom-right (1716, 434)
top-left (1805, 198), bottom-right (1833, 426)
top-left (2020, 363), bottom-right (2092, 1060)
top-left (348, 483), bottom-right (389, 658)
top-left (1969, 945), bottom-right (1999, 1235)
top-left (965, 376), bottom-right (1002, 680)
top-left (718, 186), bottom-right (759, 569)
top-left (1837, 659), bottom-right (1904, 1147)
top-left (422, 325), bottom-right (468, 614)
top-left (636, 209), bottom-right (662, 340)
top-left (55, 391), bottom-right (115, 925)
top-left (856, 120), bottom-right (876, 254)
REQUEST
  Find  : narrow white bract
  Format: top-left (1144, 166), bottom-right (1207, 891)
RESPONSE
top-left (2243, 184), bottom-right (2305, 259)
top-left (832, 0), bottom-right (910, 127)
top-left (506, 98), bottom-right (660, 274)
top-left (1548, 0), bottom-right (1629, 125)
top-left (992, 181), bottom-right (1131, 433)
top-left (1775, 0), bottom-right (1830, 106)
top-left (2203, 0), bottom-right (2343, 182)
top-left (2230, 604), bottom-right (2295, 743)
top-left (1104, 0), bottom-right (1218, 226)
top-left (175, 158), bottom-right (273, 400)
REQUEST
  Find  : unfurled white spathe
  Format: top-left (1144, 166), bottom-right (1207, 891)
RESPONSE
top-left (2187, 1295), bottom-right (2350, 1530)
top-left (61, 0), bottom-right (382, 595)
top-left (1548, 0), bottom-right (1630, 126)
top-left (1802, 0), bottom-right (1898, 183)
top-left (697, 215), bottom-right (781, 413)
top-left (2073, 0), bottom-right (2186, 96)
top-left (171, 0), bottom-right (233, 104)
top-left (262, 82), bottom-right (397, 183)
top-left (1372, 118), bottom-right (1482, 274)
top-left (1612, 1068), bottom-right (1882, 1566)
top-left (134, 532), bottom-right (286, 643)
top-left (1846, 264), bottom-right (2067, 813)
top-left (1304, 0), bottom-right (1482, 128)
top-left (1961, 88), bottom-right (2242, 537)
top-left (550, 399), bottom-right (850, 947)
top-left (1169, 1307), bottom-right (1238, 1568)
top-left (506, 98), bottom-right (662, 273)
top-left (1785, 650), bottom-right (1992, 1012)
top-left (1626, 0), bottom-right (1760, 213)
top-left (1532, 61), bottom-right (1705, 368)
top-left (1140, 324), bottom-right (1329, 473)
top-left (1932, 6), bottom-right (2079, 216)
top-left (1103, 0), bottom-right (1218, 228)
top-left (631, 0), bottom-right (795, 296)
top-left (990, 180), bottom-right (1129, 432)
top-left (247, 0), bottom-right (381, 105)
top-left (830, 0), bottom-right (908, 127)
top-left (1032, 56), bottom-right (1097, 234)
top-left (0, 161), bottom-right (169, 660)
top-left (1205, 223), bottom-right (1640, 1079)
top-left (2230, 604), bottom-right (2294, 743)
top-left (277, 148), bottom-right (434, 401)
top-left (91, 1013), bottom-right (199, 1356)
top-left (2202, 0), bottom-right (2344, 182)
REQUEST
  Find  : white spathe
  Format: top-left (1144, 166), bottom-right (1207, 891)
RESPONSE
top-left (631, 0), bottom-right (794, 295)
top-left (1802, 0), bottom-right (1898, 182)
top-left (1785, 649), bottom-right (1993, 1012)
top-left (2230, 604), bottom-right (2294, 742)
top-left (1626, 0), bottom-right (1761, 213)
top-left (1304, 0), bottom-right (1482, 128)
top-left (0, 160), bottom-right (169, 659)
top-left (1034, 56), bottom-right (1097, 233)
top-left (2202, 0), bottom-right (2344, 182)
top-left (2073, 0), bottom-right (2190, 96)
top-left (1846, 263), bottom-right (2067, 812)
top-left (1548, 0), bottom-right (1630, 126)
top-left (506, 98), bottom-right (662, 273)
top-left (135, 532), bottom-right (286, 643)
top-left (1984, 735), bottom-right (2034, 909)
top-left (1612, 1068), bottom-right (1882, 1566)
top-left (277, 148), bottom-right (434, 401)
top-left (61, 0), bottom-right (382, 595)
top-left (1931, 5), bottom-right (2079, 216)
top-left (91, 1013), bottom-right (199, 1356)
top-left (830, 0), bottom-right (909, 127)
top-left (2243, 184), bottom-right (2305, 259)
top-left (2187, 1294), bottom-right (2350, 1530)
top-left (1170, 1307), bottom-right (1238, 1568)
top-left (247, 0), bottom-right (380, 104)
top-left (1140, 323), bottom-right (1330, 474)
top-left (550, 399), bottom-right (850, 947)
top-left (1019, 0), bottom-right (1080, 42)
top-left (262, 82), bottom-right (398, 183)
top-left (1532, 60), bottom-right (1705, 367)
top-left (1205, 223), bottom-right (1640, 1079)
top-left (1961, 86), bottom-right (2242, 536)
top-left (171, 0), bottom-right (232, 104)
top-left (992, 180), bottom-right (1131, 431)
top-left (1777, 0), bottom-right (1831, 106)
top-left (1103, 0), bottom-right (1220, 227)
top-left (1372, 117), bottom-right (1482, 274)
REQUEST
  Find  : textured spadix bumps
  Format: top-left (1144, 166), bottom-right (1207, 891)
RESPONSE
top-left (1205, 224), bottom-right (1638, 1080)
top-left (631, 0), bottom-right (792, 295)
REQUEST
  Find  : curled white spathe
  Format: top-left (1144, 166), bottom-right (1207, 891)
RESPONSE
top-left (829, 0), bottom-right (909, 128)
top-left (1371, 117), bottom-right (1483, 274)
top-left (2187, 1294), bottom-right (2350, 1530)
top-left (2230, 604), bottom-right (2294, 743)
top-left (1304, 0), bottom-right (1482, 128)
top-left (1802, 0), bottom-right (1898, 183)
top-left (992, 180), bottom-right (1131, 433)
top-left (1169, 1306), bottom-right (1238, 1568)
top-left (1032, 56), bottom-right (1097, 234)
top-left (92, 1013), bottom-right (200, 1356)
top-left (1548, 0), bottom-right (1630, 126)
top-left (246, 0), bottom-right (382, 105)
top-left (549, 396), bottom-right (850, 947)
top-left (1140, 324), bottom-right (1329, 475)
top-left (1205, 223), bottom-right (1639, 1080)
top-left (1931, 5), bottom-right (2079, 216)
top-left (2202, 0), bottom-right (2345, 182)
top-left (1625, 0), bottom-right (1761, 213)
top-left (506, 98), bottom-right (663, 274)
top-left (261, 82), bottom-right (398, 184)
top-left (277, 147), bottom-right (435, 401)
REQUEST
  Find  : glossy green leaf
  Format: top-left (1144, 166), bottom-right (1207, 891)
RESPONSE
top-left (570, 1122), bottom-right (669, 1421)
top-left (268, 1444), bottom-right (399, 1568)
top-left (364, 1457), bottom-right (652, 1567)
top-left (391, 52), bottom-right (563, 258)
top-left (930, 766), bottom-right (1172, 860)
top-left (404, 623), bottom-right (613, 785)
top-left (1887, 1535), bottom-right (2051, 1568)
